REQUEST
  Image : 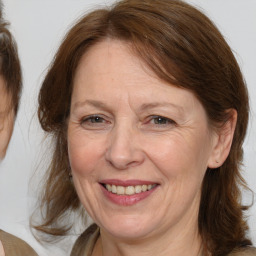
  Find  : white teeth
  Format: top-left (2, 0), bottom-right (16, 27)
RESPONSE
top-left (112, 185), bottom-right (117, 194)
top-left (135, 185), bottom-right (142, 194)
top-left (104, 184), bottom-right (157, 195)
top-left (142, 185), bottom-right (147, 192)
top-left (117, 186), bottom-right (125, 195)
top-left (125, 186), bottom-right (135, 195)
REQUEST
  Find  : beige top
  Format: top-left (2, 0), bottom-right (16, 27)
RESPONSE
top-left (71, 224), bottom-right (100, 256)
top-left (71, 224), bottom-right (256, 256)
top-left (229, 248), bottom-right (256, 256)
top-left (0, 230), bottom-right (38, 256)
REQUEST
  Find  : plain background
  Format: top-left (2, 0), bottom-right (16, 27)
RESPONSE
top-left (0, 0), bottom-right (255, 255)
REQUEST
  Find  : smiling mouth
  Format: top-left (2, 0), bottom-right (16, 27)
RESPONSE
top-left (102, 184), bottom-right (158, 196)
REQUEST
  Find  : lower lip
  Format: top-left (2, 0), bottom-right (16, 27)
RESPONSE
top-left (100, 185), bottom-right (158, 206)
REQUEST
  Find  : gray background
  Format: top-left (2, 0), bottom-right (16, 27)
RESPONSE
top-left (0, 0), bottom-right (255, 255)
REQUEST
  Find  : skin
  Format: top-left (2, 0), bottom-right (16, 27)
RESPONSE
top-left (0, 75), bottom-right (14, 160)
top-left (0, 242), bottom-right (3, 256)
top-left (68, 39), bottom-right (237, 256)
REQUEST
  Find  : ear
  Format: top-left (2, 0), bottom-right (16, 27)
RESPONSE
top-left (0, 108), bottom-right (15, 160)
top-left (207, 109), bottom-right (237, 169)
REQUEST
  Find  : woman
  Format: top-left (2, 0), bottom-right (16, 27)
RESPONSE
top-left (35, 0), bottom-right (256, 255)
top-left (0, 3), bottom-right (38, 256)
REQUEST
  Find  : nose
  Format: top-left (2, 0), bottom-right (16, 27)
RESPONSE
top-left (105, 124), bottom-right (145, 170)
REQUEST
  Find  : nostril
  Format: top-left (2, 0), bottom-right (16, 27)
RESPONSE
top-left (105, 129), bottom-right (145, 169)
top-left (105, 147), bottom-right (134, 170)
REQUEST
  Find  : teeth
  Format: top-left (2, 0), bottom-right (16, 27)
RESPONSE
top-left (125, 186), bottom-right (135, 195)
top-left (117, 186), bottom-right (125, 195)
top-left (112, 185), bottom-right (117, 194)
top-left (142, 185), bottom-right (147, 192)
top-left (104, 184), bottom-right (157, 195)
top-left (135, 185), bottom-right (142, 194)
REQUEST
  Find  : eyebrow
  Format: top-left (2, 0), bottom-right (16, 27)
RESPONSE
top-left (73, 99), bottom-right (184, 113)
top-left (73, 100), bottom-right (110, 111)
top-left (139, 102), bottom-right (184, 113)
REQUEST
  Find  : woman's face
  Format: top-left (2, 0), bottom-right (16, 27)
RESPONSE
top-left (68, 39), bottom-right (218, 241)
top-left (0, 75), bottom-right (14, 160)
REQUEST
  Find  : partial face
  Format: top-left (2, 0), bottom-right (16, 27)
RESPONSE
top-left (68, 40), bottom-right (217, 241)
top-left (0, 75), bottom-right (14, 160)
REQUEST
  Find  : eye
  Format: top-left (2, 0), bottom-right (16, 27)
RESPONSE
top-left (149, 115), bottom-right (176, 126)
top-left (153, 116), bottom-right (170, 124)
top-left (80, 115), bottom-right (109, 129)
top-left (84, 116), bottom-right (105, 123)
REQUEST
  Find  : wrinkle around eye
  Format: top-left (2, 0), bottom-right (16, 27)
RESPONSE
top-left (151, 116), bottom-right (176, 125)
top-left (141, 115), bottom-right (177, 130)
top-left (80, 115), bottom-right (112, 130)
top-left (83, 116), bottom-right (105, 123)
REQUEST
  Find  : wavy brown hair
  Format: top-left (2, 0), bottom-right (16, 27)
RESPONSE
top-left (35, 0), bottom-right (252, 255)
top-left (0, 6), bottom-right (22, 115)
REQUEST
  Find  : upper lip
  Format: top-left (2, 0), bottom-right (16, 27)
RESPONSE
top-left (99, 179), bottom-right (159, 186)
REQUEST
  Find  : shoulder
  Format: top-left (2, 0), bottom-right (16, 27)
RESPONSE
top-left (0, 230), bottom-right (38, 256)
top-left (228, 247), bottom-right (256, 256)
top-left (71, 224), bottom-right (100, 256)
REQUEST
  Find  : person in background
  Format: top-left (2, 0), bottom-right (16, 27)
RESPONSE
top-left (35, 0), bottom-right (256, 255)
top-left (0, 1), bottom-right (38, 255)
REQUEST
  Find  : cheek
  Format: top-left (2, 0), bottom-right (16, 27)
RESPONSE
top-left (144, 131), bottom-right (211, 181)
top-left (67, 130), bottom-right (105, 177)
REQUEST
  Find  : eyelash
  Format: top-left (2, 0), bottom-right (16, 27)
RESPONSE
top-left (81, 115), bottom-right (107, 125)
top-left (80, 115), bottom-right (176, 128)
top-left (147, 116), bottom-right (176, 126)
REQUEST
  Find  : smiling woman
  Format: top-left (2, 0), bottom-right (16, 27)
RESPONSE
top-left (68, 40), bottom-right (220, 245)
top-left (35, 0), bottom-right (255, 255)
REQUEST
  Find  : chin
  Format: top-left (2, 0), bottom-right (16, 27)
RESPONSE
top-left (99, 215), bottom-right (159, 240)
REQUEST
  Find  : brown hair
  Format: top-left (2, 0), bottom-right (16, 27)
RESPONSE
top-left (35, 0), bottom-right (252, 254)
top-left (0, 6), bottom-right (22, 115)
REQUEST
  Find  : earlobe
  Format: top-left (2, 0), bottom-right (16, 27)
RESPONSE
top-left (207, 109), bottom-right (237, 169)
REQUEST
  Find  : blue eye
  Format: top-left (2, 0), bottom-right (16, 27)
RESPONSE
top-left (79, 114), bottom-right (111, 130)
top-left (151, 116), bottom-right (175, 125)
top-left (87, 116), bottom-right (104, 123)
top-left (81, 115), bottom-right (106, 125)
top-left (153, 116), bottom-right (169, 124)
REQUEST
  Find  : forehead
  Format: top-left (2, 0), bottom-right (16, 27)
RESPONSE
top-left (73, 39), bottom-right (168, 96)
top-left (71, 39), bottom-right (204, 116)
top-left (75, 39), bottom-right (144, 80)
